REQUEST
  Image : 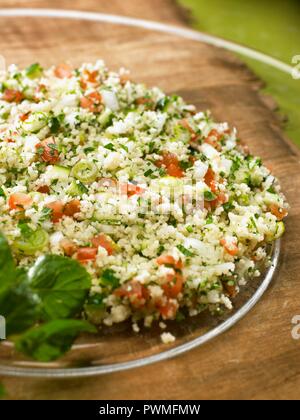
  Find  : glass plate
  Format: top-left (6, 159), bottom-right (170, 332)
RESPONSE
top-left (0, 8), bottom-right (286, 377)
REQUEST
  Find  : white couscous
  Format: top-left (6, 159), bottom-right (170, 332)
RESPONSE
top-left (0, 61), bottom-right (288, 357)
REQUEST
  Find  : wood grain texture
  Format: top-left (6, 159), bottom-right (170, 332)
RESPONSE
top-left (0, 0), bottom-right (300, 400)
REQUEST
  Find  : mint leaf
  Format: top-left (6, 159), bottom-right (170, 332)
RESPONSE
top-left (0, 276), bottom-right (39, 336)
top-left (0, 232), bottom-right (16, 295)
top-left (15, 319), bottom-right (96, 362)
top-left (28, 255), bottom-right (91, 320)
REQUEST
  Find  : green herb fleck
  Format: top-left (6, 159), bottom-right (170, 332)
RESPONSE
top-left (176, 244), bottom-right (194, 257)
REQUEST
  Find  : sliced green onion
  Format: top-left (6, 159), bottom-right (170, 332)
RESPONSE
top-left (155, 96), bottom-right (170, 111)
top-left (104, 143), bottom-right (115, 151)
top-left (71, 161), bottom-right (98, 183)
top-left (176, 244), bottom-right (194, 257)
top-left (204, 190), bottom-right (217, 201)
top-left (14, 227), bottom-right (49, 255)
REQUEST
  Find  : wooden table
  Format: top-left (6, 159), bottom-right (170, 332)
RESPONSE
top-left (1, 0), bottom-right (300, 400)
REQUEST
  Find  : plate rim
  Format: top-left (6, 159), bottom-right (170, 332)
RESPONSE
top-left (0, 240), bottom-right (280, 377)
top-left (0, 8), bottom-right (294, 75)
top-left (0, 8), bottom-right (283, 377)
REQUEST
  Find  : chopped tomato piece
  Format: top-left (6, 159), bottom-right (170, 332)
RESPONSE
top-left (114, 281), bottom-right (141, 298)
top-left (204, 129), bottom-right (223, 149)
top-left (216, 192), bottom-right (228, 205)
top-left (2, 89), bottom-right (24, 103)
top-left (76, 247), bottom-right (97, 263)
top-left (80, 96), bottom-right (92, 109)
top-left (54, 63), bottom-right (72, 79)
top-left (45, 201), bottom-right (64, 223)
top-left (166, 163), bottom-right (183, 178)
top-left (84, 69), bottom-right (99, 83)
top-left (8, 193), bottom-right (32, 211)
top-left (64, 199), bottom-right (81, 217)
top-left (156, 151), bottom-right (177, 168)
top-left (155, 152), bottom-right (184, 178)
top-left (36, 84), bottom-right (47, 93)
top-left (269, 204), bottom-right (288, 221)
top-left (189, 155), bottom-right (196, 165)
top-left (158, 300), bottom-right (178, 320)
top-left (60, 238), bottom-right (78, 257)
top-left (220, 238), bottom-right (239, 256)
top-left (210, 180), bottom-right (219, 194)
top-left (156, 255), bottom-right (183, 270)
top-left (20, 112), bottom-right (30, 122)
top-left (238, 139), bottom-right (250, 155)
top-left (80, 91), bottom-right (102, 113)
top-left (36, 137), bottom-right (60, 164)
top-left (114, 280), bottom-right (149, 307)
top-left (204, 167), bottom-right (215, 188)
top-left (80, 79), bottom-right (87, 90)
top-left (91, 234), bottom-right (115, 256)
top-left (205, 190), bottom-right (228, 210)
top-left (135, 97), bottom-right (154, 108)
top-left (120, 74), bottom-right (130, 86)
top-left (88, 91), bottom-right (102, 102)
top-left (98, 178), bottom-right (118, 190)
top-left (204, 168), bottom-right (228, 208)
top-left (37, 185), bottom-right (50, 194)
top-left (120, 183), bottom-right (145, 197)
top-left (180, 119), bottom-right (198, 141)
top-left (162, 272), bottom-right (184, 298)
top-left (180, 119), bottom-right (193, 133)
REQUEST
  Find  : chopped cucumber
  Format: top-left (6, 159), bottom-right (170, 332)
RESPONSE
top-left (172, 123), bottom-right (191, 143)
top-left (67, 180), bottom-right (88, 197)
top-left (264, 191), bottom-right (282, 206)
top-left (25, 63), bottom-right (43, 79)
top-left (14, 227), bottom-right (49, 255)
top-left (93, 210), bottom-right (121, 225)
top-left (154, 176), bottom-right (184, 189)
top-left (29, 191), bottom-right (45, 203)
top-left (265, 221), bottom-right (285, 242)
top-left (46, 165), bottom-right (70, 181)
top-left (22, 112), bottom-right (47, 133)
top-left (237, 194), bottom-right (250, 206)
top-left (98, 109), bottom-right (113, 128)
top-left (151, 176), bottom-right (185, 198)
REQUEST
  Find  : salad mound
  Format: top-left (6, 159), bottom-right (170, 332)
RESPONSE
top-left (0, 61), bottom-right (288, 359)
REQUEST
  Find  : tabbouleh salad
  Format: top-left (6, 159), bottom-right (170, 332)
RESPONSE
top-left (0, 60), bottom-right (288, 359)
